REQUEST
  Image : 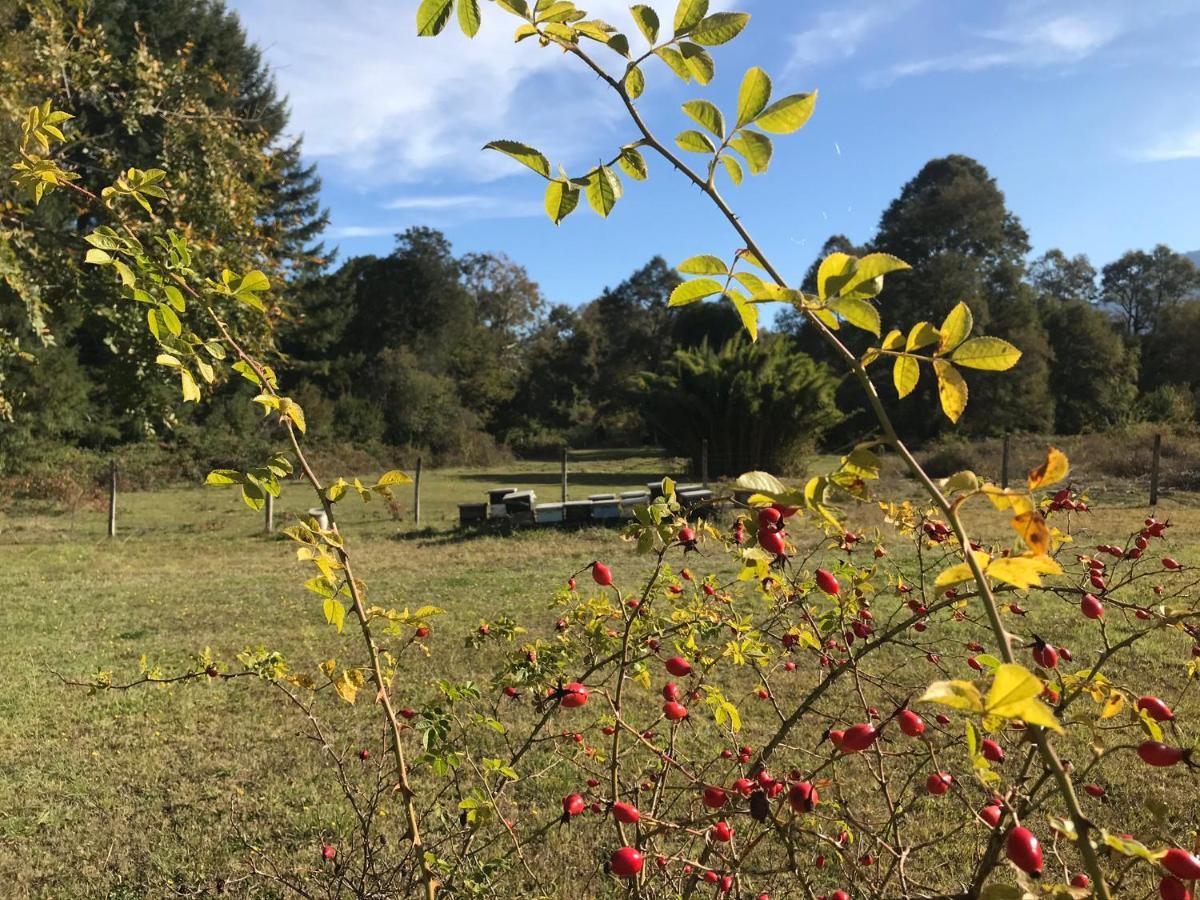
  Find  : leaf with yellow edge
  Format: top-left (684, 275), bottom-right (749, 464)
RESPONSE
top-left (893, 356), bottom-right (919, 398)
top-left (986, 554), bottom-right (1062, 591)
top-left (984, 663), bottom-right (1063, 733)
top-left (934, 550), bottom-right (992, 587)
top-left (951, 336), bottom-right (1022, 370)
top-left (907, 321), bottom-right (940, 351)
top-left (918, 679), bottom-right (984, 713)
top-left (881, 329), bottom-right (904, 351)
top-left (1028, 447), bottom-right (1069, 491)
top-left (933, 359), bottom-right (968, 423)
top-left (938, 302), bottom-right (974, 354)
top-left (1011, 510), bottom-right (1051, 555)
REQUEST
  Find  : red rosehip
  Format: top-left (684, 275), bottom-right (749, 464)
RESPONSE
top-left (1161, 877), bottom-right (1193, 900)
top-left (662, 701), bottom-right (688, 721)
top-left (1081, 593), bottom-right (1105, 619)
top-left (759, 528), bottom-right (787, 555)
top-left (592, 562), bottom-right (613, 586)
top-left (898, 710), bottom-right (926, 737)
top-left (710, 821), bottom-right (733, 842)
top-left (1006, 826), bottom-right (1042, 876)
top-left (1162, 848), bottom-right (1200, 880)
top-left (1139, 741), bottom-right (1185, 767)
top-left (840, 723), bottom-right (879, 753)
top-left (702, 785), bottom-right (728, 809)
top-left (1137, 696), bottom-right (1175, 722)
top-left (665, 656), bottom-right (692, 677)
top-left (612, 801), bottom-right (640, 824)
top-left (815, 568), bottom-right (840, 596)
top-left (563, 793), bottom-right (585, 817)
top-left (610, 846), bottom-right (644, 878)
top-left (980, 804), bottom-right (1002, 827)
top-left (560, 682), bottom-right (589, 709)
top-left (926, 771), bottom-right (953, 795)
top-left (981, 739), bottom-right (1005, 762)
top-left (321, 844), bottom-right (336, 861)
top-left (788, 781), bottom-right (818, 813)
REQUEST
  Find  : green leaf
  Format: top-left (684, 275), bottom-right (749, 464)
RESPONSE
top-left (163, 285), bottom-right (186, 312)
top-left (655, 47), bottom-right (691, 81)
top-left (719, 155), bottom-right (743, 185)
top-left (728, 131), bottom-right (772, 174)
top-left (689, 12), bottom-right (749, 45)
top-left (678, 42), bottom-right (714, 84)
top-left (938, 302), bottom-right (973, 354)
top-left (736, 67), bottom-right (771, 128)
top-left (585, 165), bottom-right (622, 217)
top-left (85, 248), bottom-right (112, 265)
top-left (205, 469), bottom-right (242, 485)
top-left (682, 99), bottom-right (725, 138)
top-left (416, 0), bottom-right (454, 36)
top-left (544, 180), bottom-right (580, 225)
top-left (828, 297), bottom-right (880, 336)
top-left (630, 4), bottom-right (659, 42)
top-left (607, 33), bottom-right (631, 57)
top-left (676, 129), bottom-right (716, 153)
top-left (376, 470), bottom-right (413, 486)
top-left (893, 355), bottom-right (919, 399)
top-left (755, 91), bottom-right (818, 134)
top-left (483, 140), bottom-right (551, 178)
top-left (951, 337), bottom-right (1022, 371)
top-left (677, 255), bottom-right (727, 275)
top-left (495, 0), bottom-right (528, 14)
top-left (457, 0), bottom-right (481, 36)
top-left (155, 353), bottom-right (182, 368)
top-left (669, 278), bottom-right (723, 307)
top-left (673, 0), bottom-right (708, 34)
top-left (618, 147), bottom-right (648, 180)
top-left (238, 270), bottom-right (270, 294)
top-left (158, 304), bottom-right (182, 338)
top-left (624, 65), bottom-right (645, 99)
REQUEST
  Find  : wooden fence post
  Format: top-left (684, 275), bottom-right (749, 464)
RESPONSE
top-left (264, 491), bottom-right (274, 535)
top-left (107, 459), bottom-right (117, 538)
top-left (1150, 433), bottom-right (1162, 506)
top-left (1001, 433), bottom-right (1010, 489)
top-left (561, 447), bottom-right (568, 504)
top-left (701, 438), bottom-right (709, 488)
top-left (414, 456), bottom-right (423, 525)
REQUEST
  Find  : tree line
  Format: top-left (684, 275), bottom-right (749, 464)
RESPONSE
top-left (2, 0), bottom-right (1198, 476)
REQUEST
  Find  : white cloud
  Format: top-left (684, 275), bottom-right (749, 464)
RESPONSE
top-left (787, 2), bottom-right (916, 71)
top-left (1135, 128), bottom-right (1200, 162)
top-left (228, 0), bottom-right (680, 188)
top-left (384, 194), bottom-right (488, 210)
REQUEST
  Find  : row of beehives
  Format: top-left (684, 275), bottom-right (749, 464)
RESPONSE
top-left (458, 482), bottom-right (716, 527)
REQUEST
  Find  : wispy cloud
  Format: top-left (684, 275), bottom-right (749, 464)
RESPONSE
top-left (229, 0), bottom-right (707, 188)
top-left (384, 194), bottom-right (489, 211)
top-left (1134, 128), bottom-right (1200, 162)
top-left (787, 2), bottom-right (916, 71)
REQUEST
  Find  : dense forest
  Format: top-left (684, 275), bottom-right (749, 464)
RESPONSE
top-left (3, 0), bottom-right (1199, 477)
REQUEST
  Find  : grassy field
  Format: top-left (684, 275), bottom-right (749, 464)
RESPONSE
top-left (2, 448), bottom-right (1199, 898)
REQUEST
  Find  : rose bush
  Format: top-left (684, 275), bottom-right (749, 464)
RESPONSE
top-left (10, 1), bottom-right (1199, 897)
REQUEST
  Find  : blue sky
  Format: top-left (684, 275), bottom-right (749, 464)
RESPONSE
top-left (229, 0), bottom-right (1200, 306)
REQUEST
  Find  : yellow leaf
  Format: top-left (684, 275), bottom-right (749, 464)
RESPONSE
top-left (334, 670), bottom-right (361, 704)
top-left (950, 336), bottom-right (1022, 370)
top-left (1027, 447), bottom-right (1069, 491)
top-left (279, 397), bottom-right (307, 433)
top-left (937, 302), bottom-right (974, 354)
top-left (986, 555), bottom-right (1060, 591)
top-left (1100, 691), bottom-right (1125, 720)
top-left (376, 469), bottom-right (413, 486)
top-left (816, 252), bottom-right (855, 301)
top-left (933, 359), bottom-right (968, 423)
top-left (906, 321), bottom-right (940, 351)
top-left (828, 296), bottom-right (880, 336)
top-left (320, 659), bottom-right (337, 678)
top-left (981, 484), bottom-right (1034, 516)
top-left (894, 356), bottom-right (919, 398)
top-left (1011, 510), bottom-right (1051, 555)
top-left (934, 550), bottom-right (991, 587)
top-left (985, 663), bottom-right (1063, 733)
top-left (180, 369), bottom-right (201, 403)
top-left (918, 679), bottom-right (984, 713)
top-left (881, 329), bottom-right (904, 351)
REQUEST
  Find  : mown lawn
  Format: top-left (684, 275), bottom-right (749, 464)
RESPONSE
top-left (1, 451), bottom-right (1198, 898)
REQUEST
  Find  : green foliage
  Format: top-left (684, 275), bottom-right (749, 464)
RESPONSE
top-left (635, 334), bottom-right (842, 475)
